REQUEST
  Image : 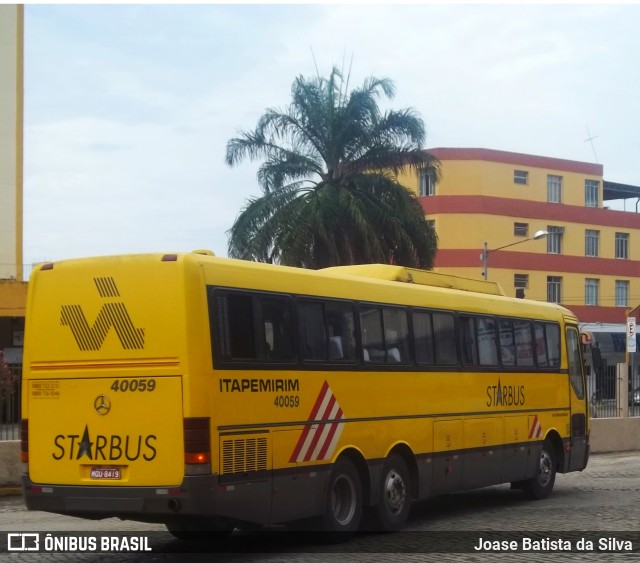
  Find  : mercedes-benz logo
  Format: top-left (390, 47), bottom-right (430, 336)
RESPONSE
top-left (94, 395), bottom-right (111, 415)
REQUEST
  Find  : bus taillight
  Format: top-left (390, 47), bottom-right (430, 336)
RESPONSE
top-left (20, 419), bottom-right (28, 463)
top-left (185, 452), bottom-right (210, 464)
top-left (184, 417), bottom-right (211, 475)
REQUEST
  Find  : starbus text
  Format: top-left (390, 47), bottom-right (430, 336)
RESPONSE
top-left (52, 429), bottom-right (157, 462)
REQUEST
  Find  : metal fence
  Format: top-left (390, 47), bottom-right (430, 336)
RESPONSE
top-left (590, 363), bottom-right (640, 419)
top-left (0, 365), bottom-right (21, 441)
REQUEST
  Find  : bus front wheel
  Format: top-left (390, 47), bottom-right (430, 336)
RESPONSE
top-left (523, 439), bottom-right (557, 500)
top-left (321, 457), bottom-right (363, 539)
top-left (372, 453), bottom-right (411, 531)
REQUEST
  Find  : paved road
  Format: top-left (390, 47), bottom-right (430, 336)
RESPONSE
top-left (0, 451), bottom-right (639, 562)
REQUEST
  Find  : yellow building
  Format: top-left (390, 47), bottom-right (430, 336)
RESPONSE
top-left (399, 147), bottom-right (640, 395)
top-left (400, 148), bottom-right (640, 325)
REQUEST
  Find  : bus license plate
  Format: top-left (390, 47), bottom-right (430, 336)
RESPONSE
top-left (90, 467), bottom-right (121, 480)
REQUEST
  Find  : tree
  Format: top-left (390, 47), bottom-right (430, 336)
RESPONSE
top-left (225, 66), bottom-right (439, 269)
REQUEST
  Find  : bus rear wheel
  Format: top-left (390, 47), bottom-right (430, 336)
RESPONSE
top-left (372, 453), bottom-right (411, 531)
top-left (523, 439), bottom-right (557, 500)
top-left (321, 457), bottom-right (363, 540)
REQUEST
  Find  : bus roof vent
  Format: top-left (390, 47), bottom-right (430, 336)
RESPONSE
top-left (321, 264), bottom-right (505, 296)
top-left (192, 249), bottom-right (215, 256)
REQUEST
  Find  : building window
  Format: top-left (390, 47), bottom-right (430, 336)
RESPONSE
top-left (547, 175), bottom-right (563, 203)
top-left (419, 168), bottom-right (435, 196)
top-left (615, 232), bottom-right (629, 259)
top-left (585, 279), bottom-right (599, 306)
top-left (585, 229), bottom-right (600, 257)
top-left (514, 274), bottom-right (529, 289)
top-left (547, 226), bottom-right (564, 254)
top-left (547, 276), bottom-right (562, 304)
top-left (514, 170), bottom-right (529, 185)
top-left (616, 280), bottom-right (629, 307)
top-left (514, 222), bottom-right (529, 237)
top-left (585, 180), bottom-right (599, 207)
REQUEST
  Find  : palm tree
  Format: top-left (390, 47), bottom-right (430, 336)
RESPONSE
top-left (225, 66), bottom-right (439, 269)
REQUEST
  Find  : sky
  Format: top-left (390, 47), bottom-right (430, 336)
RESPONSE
top-left (21, 3), bottom-right (640, 268)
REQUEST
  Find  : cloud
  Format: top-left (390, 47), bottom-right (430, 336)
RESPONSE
top-left (22, 3), bottom-right (640, 267)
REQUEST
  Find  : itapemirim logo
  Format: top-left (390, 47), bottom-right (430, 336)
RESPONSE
top-left (60, 277), bottom-right (145, 351)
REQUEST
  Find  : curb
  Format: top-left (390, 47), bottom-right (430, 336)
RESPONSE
top-left (0, 487), bottom-right (21, 496)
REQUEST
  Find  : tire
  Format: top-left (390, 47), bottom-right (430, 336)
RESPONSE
top-left (372, 453), bottom-right (412, 531)
top-left (523, 439), bottom-right (557, 500)
top-left (321, 457), bottom-right (363, 540)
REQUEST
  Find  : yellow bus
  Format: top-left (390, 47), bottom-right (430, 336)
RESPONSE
top-left (21, 251), bottom-right (589, 537)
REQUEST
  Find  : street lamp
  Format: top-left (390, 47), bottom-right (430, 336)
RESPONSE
top-left (481, 230), bottom-right (548, 281)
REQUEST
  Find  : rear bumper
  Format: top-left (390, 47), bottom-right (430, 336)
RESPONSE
top-left (21, 473), bottom-right (271, 526)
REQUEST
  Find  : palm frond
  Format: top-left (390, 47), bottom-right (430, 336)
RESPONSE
top-left (225, 65), bottom-right (438, 269)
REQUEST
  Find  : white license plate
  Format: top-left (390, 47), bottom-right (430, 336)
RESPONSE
top-left (90, 467), bottom-right (121, 480)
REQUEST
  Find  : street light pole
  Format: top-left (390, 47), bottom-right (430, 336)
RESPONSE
top-left (481, 230), bottom-right (548, 281)
top-left (481, 242), bottom-right (488, 281)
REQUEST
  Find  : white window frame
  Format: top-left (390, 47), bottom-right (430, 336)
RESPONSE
top-left (585, 179), bottom-right (599, 207)
top-left (514, 274), bottom-right (529, 289)
top-left (615, 232), bottom-right (629, 259)
top-left (514, 170), bottom-right (529, 185)
top-left (615, 280), bottom-right (629, 307)
top-left (514, 222), bottom-right (529, 237)
top-left (547, 276), bottom-right (562, 304)
top-left (585, 278), bottom-right (599, 306)
top-left (419, 168), bottom-right (435, 196)
top-left (547, 226), bottom-right (564, 254)
top-left (547, 175), bottom-right (563, 203)
top-left (585, 229), bottom-right (600, 257)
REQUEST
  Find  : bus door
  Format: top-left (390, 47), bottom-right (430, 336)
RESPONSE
top-left (566, 326), bottom-right (589, 471)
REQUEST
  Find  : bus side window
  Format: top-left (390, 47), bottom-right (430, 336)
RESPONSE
top-left (215, 292), bottom-right (257, 360)
top-left (533, 322), bottom-right (560, 368)
top-left (566, 328), bottom-right (585, 399)
top-left (413, 311), bottom-right (435, 365)
top-left (499, 319), bottom-right (516, 367)
top-left (360, 306), bottom-right (409, 364)
top-left (298, 300), bottom-right (327, 361)
top-left (326, 302), bottom-right (356, 361)
top-left (534, 322), bottom-right (549, 366)
top-left (476, 317), bottom-right (498, 366)
top-left (461, 316), bottom-right (479, 365)
top-left (261, 297), bottom-right (295, 361)
top-left (360, 307), bottom-right (384, 363)
top-left (546, 323), bottom-right (561, 367)
top-left (433, 312), bottom-right (457, 365)
top-left (383, 308), bottom-right (410, 363)
top-left (514, 321), bottom-right (534, 367)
